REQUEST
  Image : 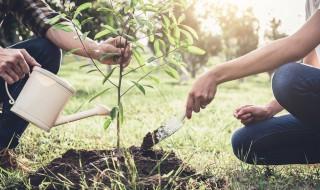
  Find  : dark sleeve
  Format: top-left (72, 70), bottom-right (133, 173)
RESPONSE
top-left (6, 0), bottom-right (68, 36)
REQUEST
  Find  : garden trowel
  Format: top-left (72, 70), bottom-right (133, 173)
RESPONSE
top-left (141, 113), bottom-right (186, 150)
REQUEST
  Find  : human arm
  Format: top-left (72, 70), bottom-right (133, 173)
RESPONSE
top-left (186, 11), bottom-right (320, 119)
top-left (45, 26), bottom-right (131, 66)
top-left (234, 100), bottom-right (284, 125)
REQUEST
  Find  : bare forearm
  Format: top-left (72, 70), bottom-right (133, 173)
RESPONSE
top-left (45, 23), bottom-right (99, 59)
top-left (211, 37), bottom-right (305, 84)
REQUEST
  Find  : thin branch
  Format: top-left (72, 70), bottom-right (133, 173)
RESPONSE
top-left (70, 21), bottom-right (118, 88)
top-left (123, 47), bottom-right (181, 76)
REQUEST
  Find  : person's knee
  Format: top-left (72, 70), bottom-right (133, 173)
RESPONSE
top-left (272, 63), bottom-right (305, 107)
top-left (35, 38), bottom-right (61, 74)
top-left (231, 127), bottom-right (258, 164)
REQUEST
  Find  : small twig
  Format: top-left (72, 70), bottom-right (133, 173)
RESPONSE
top-left (70, 21), bottom-right (118, 88)
top-left (123, 47), bottom-right (181, 77)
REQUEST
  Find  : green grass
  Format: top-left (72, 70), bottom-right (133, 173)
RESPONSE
top-left (2, 55), bottom-right (320, 189)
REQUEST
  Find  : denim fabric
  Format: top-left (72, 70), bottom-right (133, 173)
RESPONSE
top-left (0, 37), bottom-right (61, 149)
top-left (232, 63), bottom-right (320, 165)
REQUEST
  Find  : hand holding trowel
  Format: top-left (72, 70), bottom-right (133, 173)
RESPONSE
top-left (141, 112), bottom-right (186, 150)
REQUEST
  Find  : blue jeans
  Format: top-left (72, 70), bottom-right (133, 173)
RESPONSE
top-left (232, 63), bottom-right (320, 165)
top-left (0, 37), bottom-right (61, 149)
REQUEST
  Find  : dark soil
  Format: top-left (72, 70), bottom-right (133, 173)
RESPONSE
top-left (27, 146), bottom-right (227, 189)
top-left (141, 130), bottom-right (160, 150)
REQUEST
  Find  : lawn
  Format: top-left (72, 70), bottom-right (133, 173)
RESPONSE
top-left (1, 56), bottom-right (320, 189)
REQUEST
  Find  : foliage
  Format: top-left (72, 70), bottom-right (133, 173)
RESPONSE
top-left (173, 0), bottom-right (222, 78)
top-left (214, 3), bottom-right (259, 60)
top-left (50, 0), bottom-right (204, 149)
top-left (265, 17), bottom-right (288, 41)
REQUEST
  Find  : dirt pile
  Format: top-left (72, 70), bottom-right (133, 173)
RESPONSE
top-left (28, 146), bottom-right (226, 189)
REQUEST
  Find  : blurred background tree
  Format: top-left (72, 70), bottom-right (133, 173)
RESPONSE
top-left (214, 4), bottom-right (259, 61)
top-left (265, 17), bottom-right (288, 41)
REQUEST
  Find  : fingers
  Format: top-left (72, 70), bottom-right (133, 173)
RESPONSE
top-left (20, 49), bottom-right (41, 68)
top-left (237, 106), bottom-right (255, 118)
top-left (6, 68), bottom-right (19, 82)
top-left (100, 37), bottom-right (132, 67)
top-left (186, 94), bottom-right (194, 119)
top-left (235, 105), bottom-right (252, 115)
top-left (2, 72), bottom-right (15, 84)
top-left (241, 117), bottom-right (254, 125)
top-left (238, 113), bottom-right (252, 120)
top-left (11, 62), bottom-right (24, 78)
top-left (193, 96), bottom-right (201, 113)
top-left (113, 36), bottom-right (127, 48)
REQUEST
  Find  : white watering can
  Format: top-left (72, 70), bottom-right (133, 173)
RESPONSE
top-left (4, 66), bottom-right (110, 132)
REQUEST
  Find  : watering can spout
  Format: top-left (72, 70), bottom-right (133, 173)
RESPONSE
top-left (54, 105), bottom-right (110, 126)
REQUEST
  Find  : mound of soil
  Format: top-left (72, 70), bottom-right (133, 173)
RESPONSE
top-left (28, 147), bottom-right (226, 189)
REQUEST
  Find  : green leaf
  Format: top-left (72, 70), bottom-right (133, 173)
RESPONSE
top-left (144, 84), bottom-right (154, 89)
top-left (89, 88), bottom-right (111, 103)
top-left (47, 14), bottom-right (66, 25)
top-left (110, 107), bottom-right (118, 120)
top-left (87, 69), bottom-right (98, 73)
top-left (180, 29), bottom-right (194, 45)
top-left (154, 39), bottom-right (162, 57)
top-left (130, 0), bottom-right (138, 8)
top-left (171, 15), bottom-right (178, 25)
top-left (131, 81), bottom-right (146, 95)
top-left (180, 24), bottom-right (199, 40)
top-left (97, 7), bottom-right (114, 13)
top-left (162, 15), bottom-right (170, 28)
top-left (177, 14), bottom-right (186, 24)
top-left (165, 67), bottom-right (179, 79)
top-left (165, 31), bottom-right (175, 45)
top-left (173, 27), bottom-right (181, 41)
top-left (187, 46), bottom-right (206, 55)
top-left (81, 17), bottom-right (93, 26)
top-left (94, 29), bottom-right (112, 40)
top-left (103, 117), bottom-right (112, 130)
top-left (103, 67), bottom-right (116, 84)
top-left (133, 49), bottom-right (144, 66)
top-left (94, 25), bottom-right (117, 39)
top-left (148, 76), bottom-right (160, 84)
top-left (79, 63), bottom-right (93, 69)
top-left (74, 2), bottom-right (92, 18)
top-left (53, 23), bottom-right (73, 32)
top-left (72, 19), bottom-right (81, 30)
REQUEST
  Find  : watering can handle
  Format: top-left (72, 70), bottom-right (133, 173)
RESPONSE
top-left (5, 73), bottom-right (31, 105)
top-left (5, 83), bottom-right (15, 105)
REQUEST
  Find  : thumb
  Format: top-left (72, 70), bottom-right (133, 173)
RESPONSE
top-left (20, 49), bottom-right (41, 67)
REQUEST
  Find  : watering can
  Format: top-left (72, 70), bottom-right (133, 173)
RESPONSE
top-left (4, 66), bottom-right (110, 132)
